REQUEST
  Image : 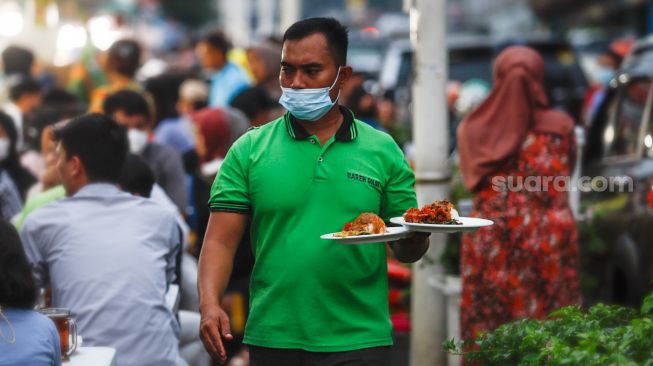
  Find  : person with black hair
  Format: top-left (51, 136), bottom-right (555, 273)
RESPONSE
top-left (103, 89), bottom-right (188, 212)
top-left (89, 39), bottom-right (145, 112)
top-left (198, 17), bottom-right (429, 365)
top-left (153, 78), bottom-right (207, 155)
top-left (0, 111), bottom-right (36, 202)
top-left (195, 30), bottom-right (250, 107)
top-left (1, 46), bottom-right (34, 77)
top-left (246, 40), bottom-right (282, 102)
top-left (19, 88), bottom-right (86, 181)
top-left (3, 76), bottom-right (43, 150)
top-left (118, 154), bottom-right (156, 198)
top-left (230, 86), bottom-right (275, 127)
top-left (20, 113), bottom-right (186, 366)
top-left (0, 220), bottom-right (62, 366)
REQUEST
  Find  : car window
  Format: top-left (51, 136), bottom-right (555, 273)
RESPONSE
top-left (449, 47), bottom-right (493, 84)
top-left (605, 78), bottom-right (652, 158)
top-left (396, 51), bottom-right (413, 89)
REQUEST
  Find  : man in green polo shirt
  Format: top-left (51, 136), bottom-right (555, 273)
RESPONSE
top-left (198, 17), bottom-right (430, 366)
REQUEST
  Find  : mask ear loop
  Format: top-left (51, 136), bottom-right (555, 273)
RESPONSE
top-left (0, 306), bottom-right (16, 344)
top-left (329, 66), bottom-right (343, 104)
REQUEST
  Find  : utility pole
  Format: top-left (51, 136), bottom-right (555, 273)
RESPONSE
top-left (219, 0), bottom-right (252, 46)
top-left (256, 0), bottom-right (277, 37)
top-left (280, 0), bottom-right (301, 33)
top-left (408, 0), bottom-right (449, 364)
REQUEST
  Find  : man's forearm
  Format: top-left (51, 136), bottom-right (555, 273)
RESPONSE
top-left (390, 233), bottom-right (430, 263)
top-left (198, 240), bottom-right (236, 311)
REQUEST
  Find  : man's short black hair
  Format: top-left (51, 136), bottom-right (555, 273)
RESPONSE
top-left (107, 39), bottom-right (141, 78)
top-left (119, 154), bottom-right (155, 198)
top-left (53, 113), bottom-right (128, 184)
top-left (283, 17), bottom-right (349, 66)
top-left (230, 86), bottom-right (274, 121)
top-left (103, 89), bottom-right (151, 120)
top-left (8, 76), bottom-right (41, 102)
top-left (0, 220), bottom-right (37, 309)
top-left (2, 45), bottom-right (34, 76)
top-left (200, 30), bottom-right (232, 55)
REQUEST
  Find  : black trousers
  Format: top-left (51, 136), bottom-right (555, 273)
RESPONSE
top-left (249, 345), bottom-right (392, 366)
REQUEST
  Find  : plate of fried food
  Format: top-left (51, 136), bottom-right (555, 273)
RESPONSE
top-left (390, 200), bottom-right (493, 233)
top-left (321, 212), bottom-right (409, 244)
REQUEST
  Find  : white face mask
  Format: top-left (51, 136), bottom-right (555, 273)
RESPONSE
top-left (278, 67), bottom-right (342, 122)
top-left (127, 129), bottom-right (149, 154)
top-left (0, 138), bottom-right (9, 161)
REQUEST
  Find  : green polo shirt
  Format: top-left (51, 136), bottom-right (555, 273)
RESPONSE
top-left (209, 107), bottom-right (417, 352)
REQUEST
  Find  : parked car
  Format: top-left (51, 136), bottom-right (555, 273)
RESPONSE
top-left (379, 35), bottom-right (589, 124)
top-left (581, 36), bottom-right (653, 307)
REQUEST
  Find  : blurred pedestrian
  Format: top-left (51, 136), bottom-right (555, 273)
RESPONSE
top-left (347, 85), bottom-right (383, 130)
top-left (584, 39), bottom-right (633, 125)
top-left (192, 107), bottom-right (248, 166)
top-left (20, 89), bottom-right (86, 181)
top-left (89, 39), bottom-right (144, 112)
top-left (0, 112), bottom-right (36, 202)
top-left (20, 113), bottom-right (186, 366)
top-left (230, 86), bottom-right (275, 127)
top-left (2, 46), bottom-right (35, 78)
top-left (198, 17), bottom-right (429, 366)
top-left (118, 153), bottom-right (211, 366)
top-left (195, 30), bottom-right (251, 107)
top-left (0, 220), bottom-right (61, 366)
top-left (13, 127), bottom-right (65, 230)
top-left (246, 41), bottom-right (282, 101)
top-left (154, 78), bottom-right (208, 155)
top-left (4, 76), bottom-right (43, 151)
top-left (457, 46), bottom-right (581, 342)
top-left (103, 89), bottom-right (188, 213)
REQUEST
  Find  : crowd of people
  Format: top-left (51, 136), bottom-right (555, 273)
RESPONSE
top-left (0, 14), bottom-right (590, 366)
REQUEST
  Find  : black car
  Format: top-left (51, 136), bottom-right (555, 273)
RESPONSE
top-left (379, 35), bottom-right (589, 122)
top-left (581, 36), bottom-right (653, 306)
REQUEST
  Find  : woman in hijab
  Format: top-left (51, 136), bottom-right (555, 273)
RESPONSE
top-left (246, 41), bottom-right (282, 101)
top-left (0, 112), bottom-right (36, 202)
top-left (457, 46), bottom-right (581, 341)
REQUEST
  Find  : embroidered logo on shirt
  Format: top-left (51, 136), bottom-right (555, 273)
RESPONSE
top-left (347, 172), bottom-right (381, 188)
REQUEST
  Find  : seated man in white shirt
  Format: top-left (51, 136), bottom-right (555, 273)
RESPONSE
top-left (20, 113), bottom-right (187, 366)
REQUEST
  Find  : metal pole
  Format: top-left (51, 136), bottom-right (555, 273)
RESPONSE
top-left (220, 0), bottom-right (252, 46)
top-left (256, 0), bottom-right (277, 37)
top-left (280, 0), bottom-right (301, 34)
top-left (409, 0), bottom-right (449, 364)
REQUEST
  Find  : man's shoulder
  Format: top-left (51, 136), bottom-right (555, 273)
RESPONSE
top-left (21, 196), bottom-right (72, 233)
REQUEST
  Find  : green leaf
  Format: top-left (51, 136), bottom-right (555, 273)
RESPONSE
top-left (642, 293), bottom-right (653, 315)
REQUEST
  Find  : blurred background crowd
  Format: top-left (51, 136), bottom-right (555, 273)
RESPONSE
top-left (0, 0), bottom-right (653, 365)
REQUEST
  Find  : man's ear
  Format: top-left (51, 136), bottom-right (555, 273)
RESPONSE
top-left (70, 156), bottom-right (84, 178)
top-left (338, 66), bottom-right (353, 89)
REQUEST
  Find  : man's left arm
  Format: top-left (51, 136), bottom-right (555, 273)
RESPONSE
top-left (381, 148), bottom-right (430, 263)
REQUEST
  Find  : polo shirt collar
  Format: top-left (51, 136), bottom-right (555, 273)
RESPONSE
top-left (285, 106), bottom-right (358, 142)
top-left (74, 183), bottom-right (121, 198)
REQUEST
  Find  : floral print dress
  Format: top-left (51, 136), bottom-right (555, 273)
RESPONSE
top-left (460, 131), bottom-right (581, 341)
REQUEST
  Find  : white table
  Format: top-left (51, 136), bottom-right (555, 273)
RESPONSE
top-left (64, 347), bottom-right (117, 366)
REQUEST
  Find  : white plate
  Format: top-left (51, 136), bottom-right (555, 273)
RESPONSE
top-left (320, 226), bottom-right (409, 244)
top-left (390, 216), bottom-right (493, 233)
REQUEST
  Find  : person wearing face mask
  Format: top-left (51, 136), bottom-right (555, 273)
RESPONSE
top-left (584, 39), bottom-right (634, 125)
top-left (198, 18), bottom-right (430, 366)
top-left (0, 112), bottom-right (36, 205)
top-left (102, 90), bottom-right (188, 213)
